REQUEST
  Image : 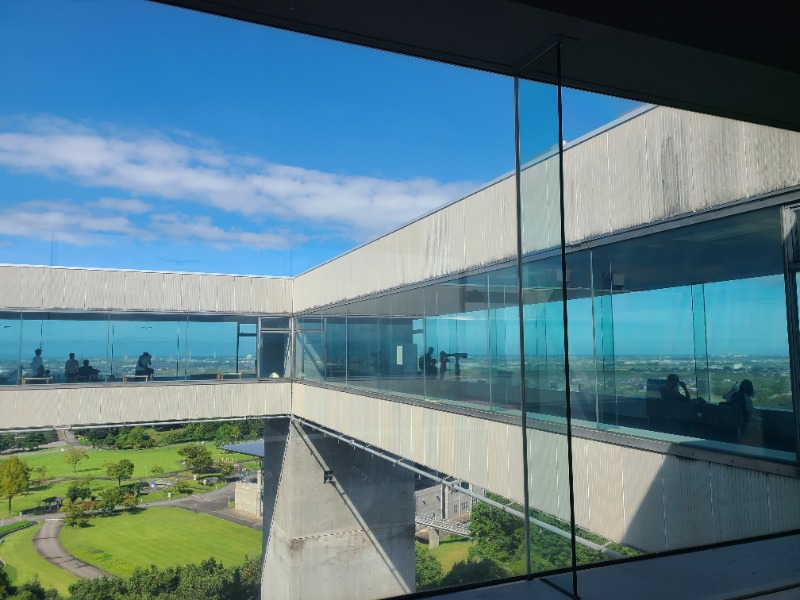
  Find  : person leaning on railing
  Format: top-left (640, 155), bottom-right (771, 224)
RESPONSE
top-left (724, 378), bottom-right (755, 423)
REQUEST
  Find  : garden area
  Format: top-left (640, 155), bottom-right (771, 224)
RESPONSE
top-left (0, 421), bottom-right (264, 598)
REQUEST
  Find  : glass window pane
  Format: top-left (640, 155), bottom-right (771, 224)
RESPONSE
top-left (111, 317), bottom-right (187, 381)
top-left (0, 313), bottom-right (21, 385)
top-left (519, 49), bottom-right (576, 577)
top-left (259, 332), bottom-right (290, 378)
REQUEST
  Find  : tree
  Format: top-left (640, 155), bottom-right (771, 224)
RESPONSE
top-left (215, 460), bottom-right (234, 478)
top-left (105, 459), bottom-right (135, 487)
top-left (98, 488), bottom-right (123, 513)
top-left (20, 432), bottom-right (46, 451)
top-left (12, 576), bottom-right (62, 599)
top-left (0, 456), bottom-right (31, 516)
top-left (63, 448), bottom-right (89, 474)
top-left (468, 497), bottom-right (525, 565)
top-left (214, 423), bottom-right (241, 446)
top-left (69, 556), bottom-right (260, 600)
top-left (125, 426), bottom-right (152, 449)
top-left (184, 422), bottom-right (214, 442)
top-left (241, 419), bottom-right (264, 440)
top-left (65, 481), bottom-right (93, 502)
top-left (61, 498), bottom-right (94, 528)
top-left (415, 542), bottom-right (443, 591)
top-left (0, 564), bottom-right (14, 599)
top-left (178, 444), bottom-right (214, 474)
top-left (33, 465), bottom-right (49, 488)
top-left (174, 480), bottom-right (194, 495)
top-left (440, 557), bottom-right (510, 587)
top-left (150, 464), bottom-right (165, 477)
top-left (121, 492), bottom-right (139, 511)
top-left (0, 434), bottom-right (15, 453)
top-left (69, 576), bottom-right (125, 600)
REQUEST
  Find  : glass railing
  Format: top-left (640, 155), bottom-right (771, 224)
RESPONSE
top-left (294, 205), bottom-right (796, 464)
top-left (0, 312), bottom-right (290, 385)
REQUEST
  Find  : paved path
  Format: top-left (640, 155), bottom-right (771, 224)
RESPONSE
top-left (140, 482), bottom-right (262, 530)
top-left (32, 518), bottom-right (109, 579)
top-left (5, 481), bottom-right (261, 582)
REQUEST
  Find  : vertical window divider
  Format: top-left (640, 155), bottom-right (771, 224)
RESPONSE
top-left (780, 205), bottom-right (800, 466)
top-left (512, 73), bottom-right (533, 579)
top-left (555, 43), bottom-right (580, 598)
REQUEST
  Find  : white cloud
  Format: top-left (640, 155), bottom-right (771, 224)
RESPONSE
top-left (91, 197), bottom-right (154, 214)
top-left (0, 116), bottom-right (477, 240)
top-left (0, 200), bottom-right (297, 251)
top-left (150, 213), bottom-right (300, 250)
top-left (0, 201), bottom-right (143, 246)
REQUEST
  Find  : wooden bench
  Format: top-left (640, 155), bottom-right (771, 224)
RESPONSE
top-left (21, 376), bottom-right (54, 385)
top-left (122, 374), bottom-right (152, 382)
top-left (216, 372), bottom-right (243, 380)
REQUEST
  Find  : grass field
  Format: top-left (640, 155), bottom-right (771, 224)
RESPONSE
top-left (0, 443), bottom-right (256, 515)
top-left (0, 521), bottom-right (32, 537)
top-left (431, 537), bottom-right (475, 572)
top-left (0, 521), bottom-right (78, 596)
top-left (59, 507), bottom-right (261, 578)
top-left (8, 443), bottom-right (253, 480)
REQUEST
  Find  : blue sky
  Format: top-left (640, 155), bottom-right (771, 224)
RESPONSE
top-left (0, 0), bottom-right (638, 277)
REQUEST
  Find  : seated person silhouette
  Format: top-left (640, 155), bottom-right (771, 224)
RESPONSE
top-left (77, 360), bottom-right (100, 382)
top-left (135, 352), bottom-right (155, 377)
top-left (725, 378), bottom-right (754, 423)
top-left (661, 374), bottom-right (691, 402)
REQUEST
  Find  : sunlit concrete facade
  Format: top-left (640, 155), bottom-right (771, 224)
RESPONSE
top-left (5, 1), bottom-right (800, 595)
top-left (2, 102), bottom-right (800, 598)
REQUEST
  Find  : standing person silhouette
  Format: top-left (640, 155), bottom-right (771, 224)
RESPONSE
top-left (31, 348), bottom-right (50, 378)
top-left (419, 347), bottom-right (437, 376)
top-left (65, 353), bottom-right (79, 381)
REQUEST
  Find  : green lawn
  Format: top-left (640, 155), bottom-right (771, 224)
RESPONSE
top-left (0, 443), bottom-right (254, 515)
top-left (60, 507), bottom-right (261, 578)
top-left (3, 478), bottom-right (118, 516)
top-left (431, 538), bottom-right (475, 572)
top-left (8, 443), bottom-right (249, 480)
top-left (0, 521), bottom-right (78, 596)
top-left (0, 521), bottom-right (32, 537)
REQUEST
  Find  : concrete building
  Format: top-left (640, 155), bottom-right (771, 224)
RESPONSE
top-left (4, 1), bottom-right (800, 599)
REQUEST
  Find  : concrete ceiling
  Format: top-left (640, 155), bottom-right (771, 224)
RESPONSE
top-left (153, 0), bottom-right (800, 132)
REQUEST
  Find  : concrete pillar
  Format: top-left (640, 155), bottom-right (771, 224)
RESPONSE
top-left (428, 527), bottom-right (440, 549)
top-left (262, 419), bottom-right (416, 600)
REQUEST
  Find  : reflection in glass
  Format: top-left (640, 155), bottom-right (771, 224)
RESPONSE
top-left (518, 48), bottom-right (574, 577)
top-left (112, 317), bottom-right (187, 380)
top-left (259, 332), bottom-right (290, 378)
top-left (1, 312), bottom-right (280, 384)
top-left (0, 313), bottom-right (21, 385)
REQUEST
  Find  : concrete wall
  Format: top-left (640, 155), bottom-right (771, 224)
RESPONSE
top-left (0, 381), bottom-right (291, 430)
top-left (235, 481), bottom-right (262, 517)
top-left (293, 384), bottom-right (800, 554)
top-left (294, 106), bottom-right (800, 312)
top-left (292, 175), bottom-right (517, 314)
top-left (0, 265), bottom-right (292, 314)
top-left (415, 482), bottom-right (479, 520)
top-left (263, 419), bottom-right (415, 600)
